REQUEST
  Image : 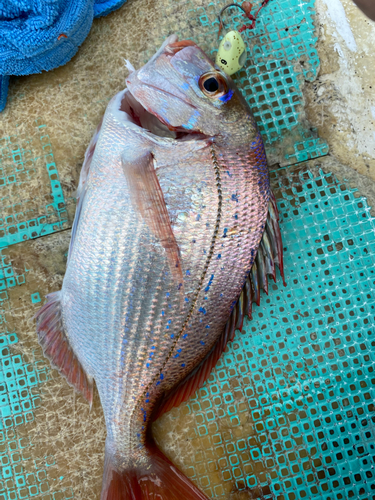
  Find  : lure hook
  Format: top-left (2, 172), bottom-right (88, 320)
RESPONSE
top-left (218, 1), bottom-right (271, 37)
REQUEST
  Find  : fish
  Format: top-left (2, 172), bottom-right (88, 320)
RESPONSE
top-left (35, 34), bottom-right (285, 500)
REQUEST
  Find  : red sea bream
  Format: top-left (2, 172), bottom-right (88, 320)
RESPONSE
top-left (36, 35), bottom-right (284, 500)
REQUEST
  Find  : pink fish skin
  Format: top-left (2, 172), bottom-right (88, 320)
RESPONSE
top-left (35, 35), bottom-right (284, 500)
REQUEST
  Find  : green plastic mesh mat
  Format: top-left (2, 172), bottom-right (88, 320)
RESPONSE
top-left (189, 0), bottom-right (329, 164)
top-left (0, 0), bottom-right (374, 499)
top-left (153, 163), bottom-right (375, 500)
top-left (0, 121), bottom-right (70, 250)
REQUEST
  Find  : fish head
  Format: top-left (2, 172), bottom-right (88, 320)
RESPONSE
top-left (125, 35), bottom-right (251, 139)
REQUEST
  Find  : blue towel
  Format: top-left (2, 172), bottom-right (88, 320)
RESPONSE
top-left (0, 0), bottom-right (127, 112)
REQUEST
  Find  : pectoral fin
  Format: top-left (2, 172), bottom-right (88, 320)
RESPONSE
top-left (122, 152), bottom-right (183, 289)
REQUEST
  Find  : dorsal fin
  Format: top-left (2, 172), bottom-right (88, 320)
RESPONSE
top-left (35, 291), bottom-right (94, 405)
top-left (153, 192), bottom-right (284, 420)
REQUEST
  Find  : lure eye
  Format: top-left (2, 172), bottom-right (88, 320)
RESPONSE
top-left (199, 72), bottom-right (228, 99)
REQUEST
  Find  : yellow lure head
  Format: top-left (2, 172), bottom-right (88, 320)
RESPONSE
top-left (215, 30), bottom-right (247, 76)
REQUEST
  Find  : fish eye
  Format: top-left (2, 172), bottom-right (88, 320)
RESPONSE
top-left (199, 72), bottom-right (228, 99)
top-left (204, 77), bottom-right (219, 92)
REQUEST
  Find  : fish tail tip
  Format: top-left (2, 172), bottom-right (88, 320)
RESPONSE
top-left (101, 441), bottom-right (209, 500)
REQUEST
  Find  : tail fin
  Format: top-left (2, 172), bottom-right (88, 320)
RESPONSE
top-left (101, 440), bottom-right (209, 500)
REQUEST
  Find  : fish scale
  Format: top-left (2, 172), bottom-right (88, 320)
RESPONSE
top-left (156, 141), bottom-right (269, 394)
top-left (35, 36), bottom-right (283, 500)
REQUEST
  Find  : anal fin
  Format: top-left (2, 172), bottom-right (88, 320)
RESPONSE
top-left (35, 291), bottom-right (93, 405)
top-left (153, 333), bottom-right (225, 420)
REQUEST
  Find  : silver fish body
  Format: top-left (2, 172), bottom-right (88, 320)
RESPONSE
top-left (36, 35), bottom-right (277, 500)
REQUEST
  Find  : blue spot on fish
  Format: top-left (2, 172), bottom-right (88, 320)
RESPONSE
top-left (174, 354), bottom-right (179, 358)
top-left (170, 334), bottom-right (174, 339)
top-left (185, 298), bottom-right (189, 302)
top-left (232, 193), bottom-right (239, 202)
top-left (186, 270), bottom-right (191, 276)
top-left (183, 334), bottom-right (188, 339)
top-left (160, 374), bottom-right (164, 380)
top-left (181, 363), bottom-right (186, 367)
top-left (219, 89), bottom-right (234, 103)
top-left (185, 110), bottom-right (200, 130)
top-left (217, 254), bottom-right (221, 259)
top-left (200, 341), bottom-right (205, 345)
top-left (199, 307), bottom-right (206, 314)
top-left (146, 363), bottom-right (150, 368)
top-left (204, 274), bottom-right (215, 292)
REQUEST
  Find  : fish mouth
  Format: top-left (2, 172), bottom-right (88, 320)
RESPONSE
top-left (120, 89), bottom-right (205, 141)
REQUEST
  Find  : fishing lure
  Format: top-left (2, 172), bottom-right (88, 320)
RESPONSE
top-left (216, 0), bottom-right (272, 75)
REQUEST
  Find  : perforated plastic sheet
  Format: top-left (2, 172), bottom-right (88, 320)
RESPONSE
top-left (0, 0), bottom-right (374, 499)
top-left (0, 122), bottom-right (73, 249)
